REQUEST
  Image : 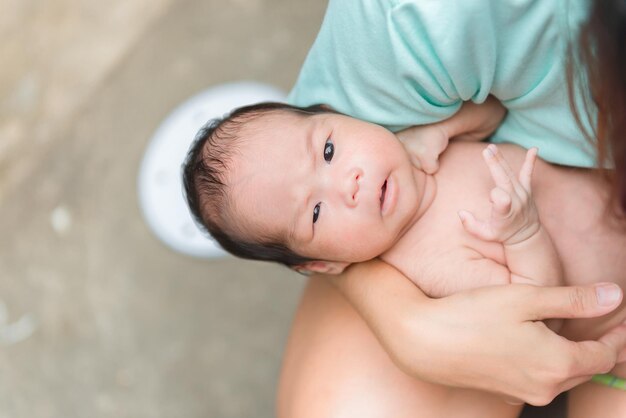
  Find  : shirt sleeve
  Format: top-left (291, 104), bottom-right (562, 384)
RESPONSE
top-left (288, 0), bottom-right (465, 132)
top-left (289, 0), bottom-right (597, 167)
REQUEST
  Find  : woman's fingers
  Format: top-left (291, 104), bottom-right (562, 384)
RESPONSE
top-left (595, 321), bottom-right (626, 363)
top-left (524, 282), bottom-right (623, 321)
top-left (555, 322), bottom-right (626, 394)
top-left (417, 284), bottom-right (626, 405)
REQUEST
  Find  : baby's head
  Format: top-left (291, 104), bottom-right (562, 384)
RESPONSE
top-left (183, 102), bottom-right (421, 274)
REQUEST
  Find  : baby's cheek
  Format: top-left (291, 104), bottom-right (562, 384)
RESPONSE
top-left (350, 230), bottom-right (393, 260)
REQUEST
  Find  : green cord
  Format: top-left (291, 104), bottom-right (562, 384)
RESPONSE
top-left (592, 374), bottom-right (626, 390)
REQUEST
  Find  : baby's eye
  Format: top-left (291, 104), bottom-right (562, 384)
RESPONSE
top-left (324, 139), bottom-right (334, 162)
top-left (313, 203), bottom-right (321, 224)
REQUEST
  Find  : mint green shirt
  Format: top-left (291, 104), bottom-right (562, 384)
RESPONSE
top-left (288, 0), bottom-right (596, 167)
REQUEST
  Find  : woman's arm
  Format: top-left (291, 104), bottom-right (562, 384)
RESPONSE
top-left (328, 259), bottom-right (626, 405)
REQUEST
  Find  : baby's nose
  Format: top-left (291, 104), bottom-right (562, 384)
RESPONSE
top-left (344, 168), bottom-right (362, 207)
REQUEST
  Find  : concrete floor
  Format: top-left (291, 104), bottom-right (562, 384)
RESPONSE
top-left (0, 1), bottom-right (325, 416)
top-left (0, 1), bottom-right (570, 417)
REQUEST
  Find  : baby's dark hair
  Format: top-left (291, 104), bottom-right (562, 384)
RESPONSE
top-left (182, 101), bottom-right (336, 267)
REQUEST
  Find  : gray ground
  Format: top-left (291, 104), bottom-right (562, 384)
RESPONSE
top-left (0, 1), bottom-right (567, 417)
top-left (0, 1), bottom-right (324, 416)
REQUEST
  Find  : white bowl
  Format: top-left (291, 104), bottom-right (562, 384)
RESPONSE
top-left (137, 81), bottom-right (286, 257)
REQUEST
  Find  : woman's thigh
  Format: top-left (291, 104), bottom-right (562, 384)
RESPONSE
top-left (276, 277), bottom-right (521, 418)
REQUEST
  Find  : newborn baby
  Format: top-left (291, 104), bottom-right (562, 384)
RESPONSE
top-left (182, 102), bottom-right (626, 409)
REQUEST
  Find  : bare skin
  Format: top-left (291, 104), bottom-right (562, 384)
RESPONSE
top-left (277, 275), bottom-right (626, 418)
top-left (383, 142), bottom-right (626, 340)
top-left (277, 143), bottom-right (626, 417)
top-left (211, 105), bottom-right (626, 414)
top-left (278, 277), bottom-right (523, 418)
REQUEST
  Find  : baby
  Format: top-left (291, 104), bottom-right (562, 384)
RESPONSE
top-left (182, 100), bottom-right (626, 414)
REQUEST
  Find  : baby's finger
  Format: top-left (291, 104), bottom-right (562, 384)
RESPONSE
top-left (421, 157), bottom-right (440, 174)
top-left (490, 187), bottom-right (512, 216)
top-left (458, 210), bottom-right (495, 241)
top-left (518, 147), bottom-right (538, 191)
top-left (483, 145), bottom-right (515, 190)
top-left (410, 155), bottom-right (423, 170)
top-left (489, 145), bottom-right (517, 178)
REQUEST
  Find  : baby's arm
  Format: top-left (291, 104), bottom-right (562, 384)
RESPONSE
top-left (458, 144), bottom-right (563, 288)
top-left (396, 95), bottom-right (506, 173)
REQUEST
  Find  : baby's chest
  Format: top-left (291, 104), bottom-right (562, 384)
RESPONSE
top-left (413, 181), bottom-right (507, 262)
top-left (383, 206), bottom-right (506, 294)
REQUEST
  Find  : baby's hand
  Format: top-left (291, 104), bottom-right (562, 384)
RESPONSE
top-left (395, 125), bottom-right (449, 174)
top-left (458, 145), bottom-right (540, 245)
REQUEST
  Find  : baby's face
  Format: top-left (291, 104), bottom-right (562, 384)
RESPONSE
top-left (226, 111), bottom-right (422, 263)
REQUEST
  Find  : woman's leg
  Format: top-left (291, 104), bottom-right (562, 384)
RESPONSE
top-left (276, 277), bottom-right (522, 418)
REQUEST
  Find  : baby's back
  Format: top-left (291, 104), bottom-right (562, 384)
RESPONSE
top-left (384, 142), bottom-right (626, 342)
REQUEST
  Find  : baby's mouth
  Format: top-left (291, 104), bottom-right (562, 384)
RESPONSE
top-left (380, 180), bottom-right (387, 209)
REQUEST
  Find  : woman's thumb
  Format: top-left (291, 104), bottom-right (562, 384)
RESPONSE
top-left (529, 283), bottom-right (623, 320)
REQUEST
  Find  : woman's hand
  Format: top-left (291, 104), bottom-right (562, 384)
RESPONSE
top-left (415, 283), bottom-right (626, 405)
top-left (331, 260), bottom-right (626, 406)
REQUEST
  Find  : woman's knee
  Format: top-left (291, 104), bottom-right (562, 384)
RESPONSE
top-left (276, 277), bottom-right (418, 417)
top-left (276, 277), bottom-right (520, 418)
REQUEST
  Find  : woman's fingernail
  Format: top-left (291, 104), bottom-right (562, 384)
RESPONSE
top-left (596, 284), bottom-right (622, 306)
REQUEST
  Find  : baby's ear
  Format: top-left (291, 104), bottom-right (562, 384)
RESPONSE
top-left (292, 260), bottom-right (350, 276)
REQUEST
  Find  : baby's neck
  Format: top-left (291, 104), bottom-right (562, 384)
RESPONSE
top-left (396, 168), bottom-right (437, 240)
top-left (415, 168), bottom-right (437, 219)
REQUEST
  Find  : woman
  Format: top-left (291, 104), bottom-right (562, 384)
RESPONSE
top-left (277, 0), bottom-right (626, 416)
